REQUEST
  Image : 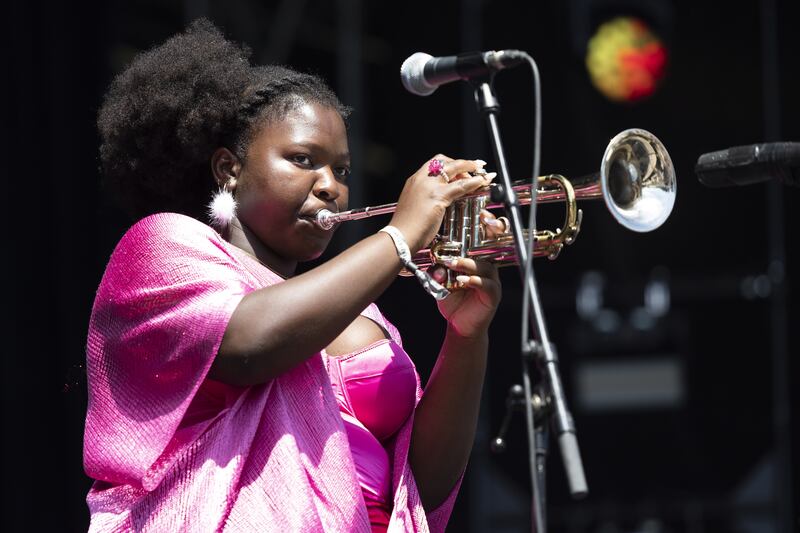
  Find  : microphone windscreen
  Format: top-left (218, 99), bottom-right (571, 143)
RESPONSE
top-left (695, 142), bottom-right (800, 187)
top-left (400, 52), bottom-right (436, 96)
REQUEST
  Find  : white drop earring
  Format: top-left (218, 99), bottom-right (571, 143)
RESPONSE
top-left (208, 185), bottom-right (237, 229)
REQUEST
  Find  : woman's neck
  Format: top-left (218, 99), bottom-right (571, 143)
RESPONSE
top-left (226, 217), bottom-right (296, 278)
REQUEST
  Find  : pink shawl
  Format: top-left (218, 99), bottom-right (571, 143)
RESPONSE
top-left (83, 213), bottom-right (460, 532)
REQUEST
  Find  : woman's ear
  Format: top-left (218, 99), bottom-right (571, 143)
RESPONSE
top-left (211, 147), bottom-right (242, 191)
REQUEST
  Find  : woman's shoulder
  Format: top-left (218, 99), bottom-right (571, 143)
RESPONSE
top-left (95, 212), bottom-right (258, 302)
top-left (126, 212), bottom-right (218, 241)
top-left (115, 212), bottom-right (224, 254)
top-left (106, 212), bottom-right (237, 273)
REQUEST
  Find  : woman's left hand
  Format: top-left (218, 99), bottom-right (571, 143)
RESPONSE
top-left (431, 257), bottom-right (501, 338)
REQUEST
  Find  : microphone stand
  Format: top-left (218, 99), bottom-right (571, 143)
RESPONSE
top-left (470, 77), bottom-right (588, 532)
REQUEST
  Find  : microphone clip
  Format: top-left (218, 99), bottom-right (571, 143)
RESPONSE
top-left (491, 384), bottom-right (552, 453)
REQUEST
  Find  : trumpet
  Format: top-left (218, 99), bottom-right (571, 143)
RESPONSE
top-left (315, 129), bottom-right (676, 284)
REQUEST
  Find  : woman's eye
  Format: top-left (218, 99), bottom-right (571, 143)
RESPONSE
top-left (334, 167), bottom-right (351, 180)
top-left (291, 154), bottom-right (312, 166)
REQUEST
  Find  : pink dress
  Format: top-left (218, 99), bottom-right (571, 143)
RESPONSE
top-left (83, 213), bottom-right (462, 532)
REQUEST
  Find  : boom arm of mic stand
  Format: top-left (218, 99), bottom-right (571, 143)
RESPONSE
top-left (472, 81), bottom-right (588, 501)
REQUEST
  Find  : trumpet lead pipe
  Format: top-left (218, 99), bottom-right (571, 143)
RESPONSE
top-left (315, 203), bottom-right (398, 229)
top-left (314, 175), bottom-right (604, 229)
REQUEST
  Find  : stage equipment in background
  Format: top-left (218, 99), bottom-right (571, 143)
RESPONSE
top-left (570, 269), bottom-right (685, 414)
top-left (395, 48), bottom-right (678, 533)
top-left (695, 142), bottom-right (800, 187)
top-left (585, 16), bottom-right (668, 102)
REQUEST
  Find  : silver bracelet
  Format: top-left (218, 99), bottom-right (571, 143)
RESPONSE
top-left (379, 226), bottom-right (450, 300)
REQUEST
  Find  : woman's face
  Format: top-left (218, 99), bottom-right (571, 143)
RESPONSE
top-left (234, 101), bottom-right (350, 268)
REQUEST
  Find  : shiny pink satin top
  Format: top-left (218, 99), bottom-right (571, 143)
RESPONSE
top-left (328, 339), bottom-right (417, 442)
top-left (326, 339), bottom-right (418, 528)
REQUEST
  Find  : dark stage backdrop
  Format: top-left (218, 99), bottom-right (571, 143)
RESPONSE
top-left (5, 1), bottom-right (799, 532)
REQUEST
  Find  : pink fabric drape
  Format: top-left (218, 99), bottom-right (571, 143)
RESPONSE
top-left (84, 213), bottom-right (461, 532)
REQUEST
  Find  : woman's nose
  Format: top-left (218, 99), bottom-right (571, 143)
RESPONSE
top-left (313, 168), bottom-right (342, 200)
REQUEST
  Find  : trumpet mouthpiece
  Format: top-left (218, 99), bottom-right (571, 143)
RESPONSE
top-left (315, 209), bottom-right (337, 230)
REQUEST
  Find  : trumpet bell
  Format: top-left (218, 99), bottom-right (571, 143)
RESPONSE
top-left (601, 128), bottom-right (676, 233)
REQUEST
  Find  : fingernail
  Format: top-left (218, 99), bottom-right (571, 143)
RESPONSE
top-left (485, 172), bottom-right (497, 181)
top-left (475, 159), bottom-right (487, 166)
top-left (484, 218), bottom-right (503, 228)
top-left (448, 258), bottom-right (459, 268)
top-left (456, 275), bottom-right (470, 285)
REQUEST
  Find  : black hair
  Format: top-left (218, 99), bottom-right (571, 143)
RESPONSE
top-left (97, 18), bottom-right (350, 221)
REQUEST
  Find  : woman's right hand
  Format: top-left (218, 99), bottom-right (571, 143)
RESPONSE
top-left (388, 156), bottom-right (494, 253)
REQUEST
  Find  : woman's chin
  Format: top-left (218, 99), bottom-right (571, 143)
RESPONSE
top-left (298, 250), bottom-right (325, 262)
top-left (289, 240), bottom-right (330, 263)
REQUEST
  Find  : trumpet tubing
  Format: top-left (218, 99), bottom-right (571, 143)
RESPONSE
top-left (315, 128), bottom-right (676, 287)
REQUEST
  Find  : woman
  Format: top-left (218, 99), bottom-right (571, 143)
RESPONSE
top-left (84, 19), bottom-right (501, 532)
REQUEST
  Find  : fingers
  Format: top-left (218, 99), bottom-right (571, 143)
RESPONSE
top-left (480, 209), bottom-right (509, 239)
top-left (454, 274), bottom-right (485, 290)
top-left (452, 266), bottom-right (502, 302)
top-left (427, 155), bottom-right (495, 183)
top-left (434, 257), bottom-right (501, 303)
top-left (421, 155), bottom-right (496, 206)
top-left (430, 258), bottom-right (499, 285)
top-left (446, 257), bottom-right (499, 281)
top-left (445, 171), bottom-right (495, 201)
top-left (426, 155), bottom-right (475, 177)
top-left (440, 158), bottom-right (485, 181)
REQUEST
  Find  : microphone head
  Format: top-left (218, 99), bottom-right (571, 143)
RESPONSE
top-left (695, 142), bottom-right (800, 187)
top-left (400, 52), bottom-right (437, 96)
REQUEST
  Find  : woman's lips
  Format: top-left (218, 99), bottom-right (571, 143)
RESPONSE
top-left (297, 211), bottom-right (336, 234)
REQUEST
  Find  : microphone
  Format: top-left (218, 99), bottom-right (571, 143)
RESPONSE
top-left (400, 50), bottom-right (526, 96)
top-left (695, 142), bottom-right (800, 188)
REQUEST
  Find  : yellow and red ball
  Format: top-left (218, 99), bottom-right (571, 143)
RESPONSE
top-left (586, 16), bottom-right (668, 102)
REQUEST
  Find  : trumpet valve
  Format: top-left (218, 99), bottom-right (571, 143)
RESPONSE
top-left (431, 238), bottom-right (464, 264)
